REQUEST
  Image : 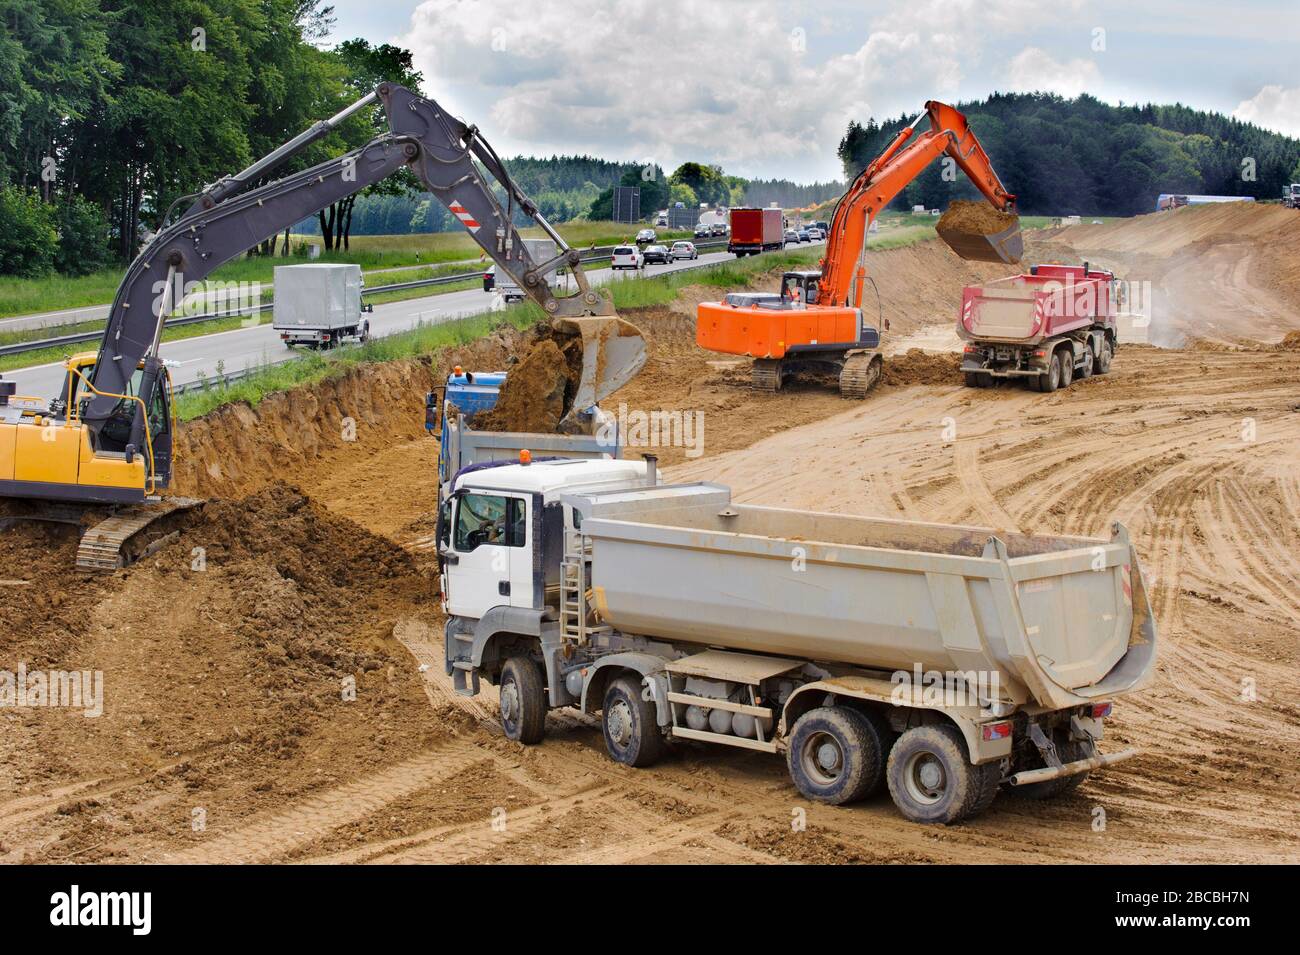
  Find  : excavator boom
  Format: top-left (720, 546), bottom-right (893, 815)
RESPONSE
top-left (89, 83), bottom-right (641, 455)
top-left (821, 100), bottom-right (1019, 309)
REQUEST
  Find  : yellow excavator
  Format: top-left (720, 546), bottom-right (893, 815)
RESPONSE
top-left (0, 83), bottom-right (645, 570)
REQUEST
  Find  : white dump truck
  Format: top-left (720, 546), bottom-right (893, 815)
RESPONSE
top-left (273, 263), bottom-right (372, 348)
top-left (438, 457), bottom-right (1156, 824)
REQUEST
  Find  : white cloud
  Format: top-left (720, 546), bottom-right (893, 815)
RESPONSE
top-left (1233, 86), bottom-right (1300, 139)
top-left (1005, 47), bottom-right (1101, 99)
top-left (398, 0), bottom-right (1053, 180)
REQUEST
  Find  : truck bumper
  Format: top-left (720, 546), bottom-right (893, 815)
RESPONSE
top-left (1005, 747), bottom-right (1138, 786)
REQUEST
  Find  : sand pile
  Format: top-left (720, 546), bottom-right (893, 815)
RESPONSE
top-left (471, 328), bottom-right (581, 433)
top-left (937, 199), bottom-right (1019, 236)
top-left (882, 348), bottom-right (962, 386)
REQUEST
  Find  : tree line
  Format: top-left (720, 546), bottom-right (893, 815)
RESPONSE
top-left (0, 0), bottom-right (420, 277)
top-left (837, 91), bottom-right (1300, 217)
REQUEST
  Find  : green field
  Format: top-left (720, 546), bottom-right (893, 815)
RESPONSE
top-left (0, 221), bottom-right (696, 320)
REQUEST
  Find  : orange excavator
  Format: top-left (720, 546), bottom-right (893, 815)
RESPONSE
top-left (697, 101), bottom-right (1021, 395)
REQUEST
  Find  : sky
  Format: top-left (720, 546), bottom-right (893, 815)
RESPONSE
top-left (324, 0), bottom-right (1300, 183)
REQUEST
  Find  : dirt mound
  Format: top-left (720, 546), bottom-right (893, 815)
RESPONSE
top-left (1056, 202), bottom-right (1296, 257)
top-left (1277, 331), bottom-right (1300, 351)
top-left (0, 483), bottom-right (442, 861)
top-left (937, 199), bottom-right (1019, 235)
top-left (471, 331), bottom-right (577, 433)
top-left (882, 348), bottom-right (961, 385)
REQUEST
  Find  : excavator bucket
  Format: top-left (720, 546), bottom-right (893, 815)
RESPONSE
top-left (935, 200), bottom-right (1024, 264)
top-left (936, 219), bottom-right (1024, 264)
top-left (553, 315), bottom-right (648, 414)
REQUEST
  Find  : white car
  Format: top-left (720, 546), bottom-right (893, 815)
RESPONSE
top-left (670, 241), bottom-right (698, 261)
top-left (611, 245), bottom-right (645, 270)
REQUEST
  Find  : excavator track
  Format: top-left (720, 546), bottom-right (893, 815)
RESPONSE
top-left (751, 359), bottom-right (784, 392)
top-left (76, 497), bottom-right (204, 573)
top-left (839, 352), bottom-right (883, 399)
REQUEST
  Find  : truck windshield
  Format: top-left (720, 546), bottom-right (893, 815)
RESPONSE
top-left (455, 493), bottom-right (525, 549)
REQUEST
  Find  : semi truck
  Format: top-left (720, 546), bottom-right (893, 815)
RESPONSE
top-left (273, 263), bottom-right (372, 348)
top-left (428, 368), bottom-right (622, 500)
top-left (436, 456), bottom-right (1155, 824)
top-left (958, 263), bottom-right (1119, 392)
top-left (1283, 184), bottom-right (1300, 209)
top-left (728, 207), bottom-right (785, 256)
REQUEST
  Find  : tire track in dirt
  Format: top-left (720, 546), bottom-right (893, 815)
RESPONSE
top-left (165, 744), bottom-right (493, 864)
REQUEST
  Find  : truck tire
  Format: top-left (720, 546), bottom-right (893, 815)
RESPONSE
top-left (1040, 353), bottom-right (1061, 393)
top-left (1096, 338), bottom-right (1113, 374)
top-left (786, 706), bottom-right (883, 805)
top-left (886, 724), bottom-right (986, 824)
top-left (602, 676), bottom-right (665, 768)
top-left (1011, 738), bottom-right (1095, 801)
top-left (499, 656), bottom-right (546, 745)
top-left (1078, 345), bottom-right (1094, 379)
top-left (1058, 347), bottom-right (1074, 388)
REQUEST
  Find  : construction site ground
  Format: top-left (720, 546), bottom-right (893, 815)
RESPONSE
top-left (2, 202), bottom-right (1297, 864)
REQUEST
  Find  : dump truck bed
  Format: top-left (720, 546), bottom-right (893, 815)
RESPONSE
top-left (958, 265), bottom-right (1115, 345)
top-left (568, 482), bottom-right (1155, 711)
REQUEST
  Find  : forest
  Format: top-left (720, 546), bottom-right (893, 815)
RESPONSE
top-left (837, 92), bottom-right (1300, 216)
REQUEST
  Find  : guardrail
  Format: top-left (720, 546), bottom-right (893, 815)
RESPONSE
top-left (0, 238), bottom-right (737, 359)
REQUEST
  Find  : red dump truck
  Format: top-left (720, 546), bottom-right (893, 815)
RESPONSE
top-left (728, 207), bottom-right (785, 256)
top-left (958, 263), bottom-right (1118, 392)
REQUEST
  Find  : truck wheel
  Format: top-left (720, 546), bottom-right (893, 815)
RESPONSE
top-left (963, 372), bottom-right (980, 388)
top-left (1058, 347), bottom-right (1074, 388)
top-left (886, 725), bottom-right (985, 824)
top-left (1012, 738), bottom-right (1095, 800)
top-left (602, 676), bottom-right (665, 768)
top-left (1078, 346), bottom-right (1094, 379)
top-left (786, 706), bottom-right (883, 805)
top-left (1040, 354), bottom-right (1061, 393)
top-left (1096, 338), bottom-right (1113, 374)
top-left (499, 656), bottom-right (546, 745)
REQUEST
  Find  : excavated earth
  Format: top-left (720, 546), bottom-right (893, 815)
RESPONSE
top-left (2, 203), bottom-right (1298, 863)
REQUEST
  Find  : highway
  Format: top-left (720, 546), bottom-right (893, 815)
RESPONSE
top-left (4, 241), bottom-right (822, 402)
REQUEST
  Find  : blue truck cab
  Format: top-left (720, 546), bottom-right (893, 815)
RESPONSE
top-left (427, 369), bottom-right (621, 499)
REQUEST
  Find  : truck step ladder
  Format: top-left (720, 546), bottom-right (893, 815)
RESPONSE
top-left (447, 632), bottom-right (479, 696)
top-left (560, 532), bottom-right (610, 645)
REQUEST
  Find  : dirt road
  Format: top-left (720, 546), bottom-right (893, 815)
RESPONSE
top-left (3, 206), bottom-right (1297, 863)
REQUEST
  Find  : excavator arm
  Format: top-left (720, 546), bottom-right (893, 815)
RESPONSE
top-left (86, 83), bottom-right (641, 455)
top-left (819, 100), bottom-right (1019, 308)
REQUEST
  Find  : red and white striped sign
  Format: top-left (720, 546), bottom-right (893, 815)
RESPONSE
top-left (448, 200), bottom-right (480, 233)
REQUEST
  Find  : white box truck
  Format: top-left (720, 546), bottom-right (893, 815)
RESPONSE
top-left (273, 263), bottom-right (372, 348)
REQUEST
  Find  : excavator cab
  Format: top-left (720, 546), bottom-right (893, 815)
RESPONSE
top-left (1, 353), bottom-right (174, 505)
top-left (780, 271), bottom-right (822, 306)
